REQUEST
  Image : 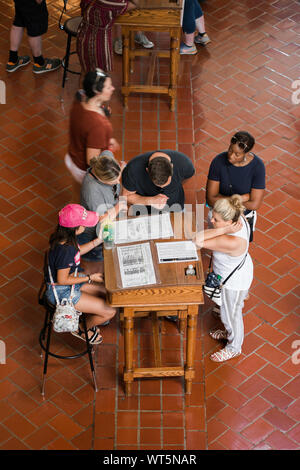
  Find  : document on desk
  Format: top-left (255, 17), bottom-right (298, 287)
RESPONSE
top-left (114, 213), bottom-right (173, 244)
top-left (117, 242), bottom-right (157, 288)
top-left (156, 241), bottom-right (198, 263)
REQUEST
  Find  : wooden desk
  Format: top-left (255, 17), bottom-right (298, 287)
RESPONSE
top-left (115, 0), bottom-right (184, 111)
top-left (104, 214), bottom-right (204, 396)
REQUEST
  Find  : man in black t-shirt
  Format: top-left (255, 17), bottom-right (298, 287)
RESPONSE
top-left (121, 150), bottom-right (195, 213)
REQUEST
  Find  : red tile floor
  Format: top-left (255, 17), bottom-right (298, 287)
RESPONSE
top-left (0, 0), bottom-right (299, 451)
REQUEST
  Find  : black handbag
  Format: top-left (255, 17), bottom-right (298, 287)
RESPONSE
top-left (203, 255), bottom-right (247, 306)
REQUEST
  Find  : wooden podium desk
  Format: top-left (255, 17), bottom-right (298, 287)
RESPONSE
top-left (104, 214), bottom-right (204, 396)
top-left (115, 0), bottom-right (184, 111)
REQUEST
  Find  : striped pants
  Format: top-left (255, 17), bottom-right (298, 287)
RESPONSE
top-left (220, 288), bottom-right (249, 353)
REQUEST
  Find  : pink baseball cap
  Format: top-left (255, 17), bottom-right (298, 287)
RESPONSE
top-left (58, 204), bottom-right (99, 228)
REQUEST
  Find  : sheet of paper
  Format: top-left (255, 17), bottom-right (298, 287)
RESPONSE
top-left (117, 242), bottom-right (157, 288)
top-left (114, 213), bottom-right (173, 244)
top-left (156, 241), bottom-right (198, 263)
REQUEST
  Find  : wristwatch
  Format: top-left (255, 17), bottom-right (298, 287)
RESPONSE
top-left (87, 274), bottom-right (92, 284)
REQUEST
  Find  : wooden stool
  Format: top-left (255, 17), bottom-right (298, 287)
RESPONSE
top-left (120, 304), bottom-right (199, 396)
top-left (115, 1), bottom-right (183, 111)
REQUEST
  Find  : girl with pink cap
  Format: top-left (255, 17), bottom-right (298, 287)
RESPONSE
top-left (45, 204), bottom-right (116, 344)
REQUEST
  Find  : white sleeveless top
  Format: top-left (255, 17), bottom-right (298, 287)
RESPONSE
top-left (212, 217), bottom-right (253, 291)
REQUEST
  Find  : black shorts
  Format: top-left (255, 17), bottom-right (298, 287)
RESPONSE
top-left (13, 0), bottom-right (48, 37)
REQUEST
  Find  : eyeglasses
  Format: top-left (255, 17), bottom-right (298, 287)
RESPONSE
top-left (112, 184), bottom-right (118, 201)
top-left (231, 136), bottom-right (248, 152)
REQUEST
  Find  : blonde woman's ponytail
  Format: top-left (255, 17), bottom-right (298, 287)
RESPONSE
top-left (214, 195), bottom-right (245, 222)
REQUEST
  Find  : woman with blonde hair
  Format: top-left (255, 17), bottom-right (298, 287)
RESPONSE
top-left (194, 195), bottom-right (253, 362)
top-left (77, 150), bottom-right (127, 264)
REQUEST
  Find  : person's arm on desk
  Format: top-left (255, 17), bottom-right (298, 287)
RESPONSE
top-left (56, 267), bottom-right (103, 286)
top-left (98, 198), bottom-right (128, 222)
top-left (122, 187), bottom-right (168, 210)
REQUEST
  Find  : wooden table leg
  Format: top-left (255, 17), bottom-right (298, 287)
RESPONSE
top-left (169, 29), bottom-right (180, 111)
top-left (130, 30), bottom-right (135, 74)
top-left (185, 305), bottom-right (199, 394)
top-left (123, 308), bottom-right (134, 396)
top-left (151, 312), bottom-right (162, 367)
top-left (178, 310), bottom-right (187, 334)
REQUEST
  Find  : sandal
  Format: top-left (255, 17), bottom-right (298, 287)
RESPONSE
top-left (210, 347), bottom-right (240, 363)
top-left (71, 326), bottom-right (103, 345)
top-left (209, 329), bottom-right (227, 340)
top-left (212, 306), bottom-right (221, 319)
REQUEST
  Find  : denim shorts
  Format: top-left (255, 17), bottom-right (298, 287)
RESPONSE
top-left (45, 274), bottom-right (86, 306)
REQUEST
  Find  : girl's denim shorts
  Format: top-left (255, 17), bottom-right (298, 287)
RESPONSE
top-left (45, 274), bottom-right (86, 306)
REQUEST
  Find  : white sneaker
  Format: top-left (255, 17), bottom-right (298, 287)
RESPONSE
top-left (134, 32), bottom-right (154, 48)
top-left (114, 38), bottom-right (123, 55)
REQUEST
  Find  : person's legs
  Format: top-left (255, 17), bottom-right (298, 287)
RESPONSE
top-left (180, 0), bottom-right (197, 55)
top-left (10, 25), bottom-right (24, 51)
top-left (210, 288), bottom-right (247, 362)
top-left (6, 25), bottom-right (31, 72)
top-left (195, 15), bottom-right (205, 34)
top-left (13, 0), bottom-right (61, 73)
top-left (80, 281), bottom-right (107, 301)
top-left (219, 288), bottom-right (248, 353)
top-left (75, 291), bottom-right (116, 327)
top-left (194, 5), bottom-right (211, 45)
top-left (114, 31), bottom-right (154, 55)
top-left (28, 35), bottom-right (43, 57)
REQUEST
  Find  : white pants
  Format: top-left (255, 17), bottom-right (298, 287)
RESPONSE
top-left (64, 153), bottom-right (86, 184)
top-left (220, 288), bottom-right (248, 353)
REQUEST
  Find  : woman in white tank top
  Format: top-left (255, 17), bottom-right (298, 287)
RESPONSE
top-left (194, 195), bottom-right (253, 362)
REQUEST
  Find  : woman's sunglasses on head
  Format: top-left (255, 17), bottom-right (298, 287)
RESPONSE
top-left (112, 184), bottom-right (118, 200)
top-left (231, 136), bottom-right (248, 151)
top-left (95, 68), bottom-right (107, 78)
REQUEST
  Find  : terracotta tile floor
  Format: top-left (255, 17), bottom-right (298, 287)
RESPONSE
top-left (0, 0), bottom-right (299, 451)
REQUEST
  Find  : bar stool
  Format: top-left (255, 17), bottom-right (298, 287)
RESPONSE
top-left (38, 280), bottom-right (98, 396)
top-left (60, 16), bottom-right (82, 88)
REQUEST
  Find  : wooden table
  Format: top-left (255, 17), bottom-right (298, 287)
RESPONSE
top-left (104, 213), bottom-right (204, 396)
top-left (115, 0), bottom-right (184, 111)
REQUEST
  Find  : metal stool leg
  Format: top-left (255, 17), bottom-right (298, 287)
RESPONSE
top-left (40, 308), bottom-right (49, 358)
top-left (81, 314), bottom-right (98, 392)
top-left (62, 32), bottom-right (72, 88)
top-left (41, 311), bottom-right (53, 396)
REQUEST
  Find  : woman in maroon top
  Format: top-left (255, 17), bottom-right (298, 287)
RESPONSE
top-left (65, 68), bottom-right (119, 202)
